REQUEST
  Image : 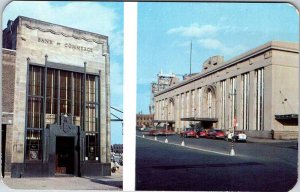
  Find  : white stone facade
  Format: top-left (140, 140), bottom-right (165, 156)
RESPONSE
top-left (2, 16), bottom-right (111, 177)
top-left (154, 41), bottom-right (299, 139)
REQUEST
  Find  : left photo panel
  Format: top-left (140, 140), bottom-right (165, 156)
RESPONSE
top-left (1, 1), bottom-right (123, 190)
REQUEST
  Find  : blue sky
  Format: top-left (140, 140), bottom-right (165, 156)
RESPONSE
top-left (137, 2), bottom-right (299, 114)
top-left (2, 1), bottom-right (124, 144)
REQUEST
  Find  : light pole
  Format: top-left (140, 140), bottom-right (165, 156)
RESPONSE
top-left (229, 89), bottom-right (237, 156)
top-left (165, 106), bottom-right (169, 143)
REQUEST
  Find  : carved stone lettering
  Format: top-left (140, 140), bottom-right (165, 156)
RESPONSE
top-left (37, 37), bottom-right (93, 53)
top-left (38, 37), bottom-right (53, 45)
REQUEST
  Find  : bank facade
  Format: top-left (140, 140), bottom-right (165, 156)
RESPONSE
top-left (1, 16), bottom-right (111, 177)
top-left (154, 41), bottom-right (299, 139)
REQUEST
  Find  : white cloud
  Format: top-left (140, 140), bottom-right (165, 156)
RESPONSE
top-left (198, 38), bottom-right (247, 56)
top-left (198, 38), bottom-right (223, 50)
top-left (167, 23), bottom-right (218, 38)
top-left (3, 1), bottom-right (123, 56)
top-left (166, 22), bottom-right (248, 58)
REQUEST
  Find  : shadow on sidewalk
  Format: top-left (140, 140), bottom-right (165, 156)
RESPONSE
top-left (88, 178), bottom-right (122, 189)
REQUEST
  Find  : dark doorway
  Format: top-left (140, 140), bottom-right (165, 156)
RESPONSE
top-left (55, 136), bottom-right (75, 175)
top-left (1, 125), bottom-right (6, 178)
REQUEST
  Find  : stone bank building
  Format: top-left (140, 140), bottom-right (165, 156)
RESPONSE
top-left (154, 41), bottom-right (299, 139)
top-left (1, 16), bottom-right (111, 177)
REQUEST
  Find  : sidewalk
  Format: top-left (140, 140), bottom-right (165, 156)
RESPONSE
top-left (247, 137), bottom-right (298, 143)
top-left (1, 166), bottom-right (122, 190)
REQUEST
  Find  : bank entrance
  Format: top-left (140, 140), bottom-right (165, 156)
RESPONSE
top-left (55, 136), bottom-right (75, 175)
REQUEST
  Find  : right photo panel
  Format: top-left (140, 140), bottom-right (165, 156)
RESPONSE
top-left (136, 2), bottom-right (299, 191)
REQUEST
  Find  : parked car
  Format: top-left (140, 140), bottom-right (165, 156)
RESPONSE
top-left (206, 129), bottom-right (225, 139)
top-left (225, 130), bottom-right (247, 142)
top-left (195, 128), bottom-right (207, 138)
top-left (180, 127), bottom-right (197, 138)
top-left (149, 129), bottom-right (162, 136)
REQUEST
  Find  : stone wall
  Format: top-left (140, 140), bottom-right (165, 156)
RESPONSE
top-left (2, 49), bottom-right (16, 114)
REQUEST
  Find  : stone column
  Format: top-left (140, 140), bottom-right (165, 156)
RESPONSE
top-left (236, 75), bottom-right (242, 131)
top-left (249, 70), bottom-right (256, 131)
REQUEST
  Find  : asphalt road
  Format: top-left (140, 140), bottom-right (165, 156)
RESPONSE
top-left (136, 133), bottom-right (298, 191)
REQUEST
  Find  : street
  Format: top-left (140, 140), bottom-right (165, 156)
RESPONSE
top-left (136, 132), bottom-right (298, 191)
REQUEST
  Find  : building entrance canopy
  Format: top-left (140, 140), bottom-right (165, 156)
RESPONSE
top-left (153, 120), bottom-right (175, 124)
top-left (275, 114), bottom-right (298, 126)
top-left (180, 117), bottom-right (218, 122)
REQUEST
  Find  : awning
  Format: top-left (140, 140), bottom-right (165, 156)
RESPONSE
top-left (180, 117), bottom-right (218, 122)
top-left (275, 114), bottom-right (298, 125)
top-left (153, 120), bottom-right (175, 124)
top-left (275, 114), bottom-right (298, 120)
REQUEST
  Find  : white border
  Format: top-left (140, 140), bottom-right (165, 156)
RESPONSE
top-left (0, 0), bottom-right (299, 192)
top-left (123, 2), bottom-right (137, 191)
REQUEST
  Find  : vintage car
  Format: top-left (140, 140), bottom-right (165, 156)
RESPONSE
top-left (195, 128), bottom-right (207, 138)
top-left (180, 127), bottom-right (197, 138)
top-left (206, 129), bottom-right (225, 139)
top-left (225, 130), bottom-right (247, 142)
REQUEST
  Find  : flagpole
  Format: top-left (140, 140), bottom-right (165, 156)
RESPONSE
top-left (190, 41), bottom-right (192, 75)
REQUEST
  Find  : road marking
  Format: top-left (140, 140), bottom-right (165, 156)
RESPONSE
top-left (137, 135), bottom-right (230, 156)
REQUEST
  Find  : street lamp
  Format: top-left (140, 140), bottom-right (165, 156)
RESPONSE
top-left (229, 89), bottom-right (237, 156)
top-left (165, 106), bottom-right (169, 143)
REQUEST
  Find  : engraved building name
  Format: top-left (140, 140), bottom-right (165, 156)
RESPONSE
top-left (38, 37), bottom-right (93, 53)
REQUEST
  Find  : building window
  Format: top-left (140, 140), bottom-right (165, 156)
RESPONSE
top-left (26, 64), bottom-right (100, 161)
top-left (73, 73), bottom-right (83, 126)
top-left (220, 80), bottom-right (226, 128)
top-left (191, 90), bottom-right (195, 117)
top-left (85, 75), bottom-right (99, 132)
top-left (242, 73), bottom-right (250, 130)
top-left (197, 88), bottom-right (202, 118)
top-left (256, 68), bottom-right (264, 130)
top-left (25, 130), bottom-right (42, 161)
top-left (46, 69), bottom-right (58, 125)
top-left (60, 70), bottom-right (72, 115)
top-left (85, 133), bottom-right (99, 161)
top-left (27, 65), bottom-right (44, 129)
top-left (181, 93), bottom-right (184, 128)
top-left (85, 75), bottom-right (100, 161)
top-left (207, 89), bottom-right (212, 117)
top-left (186, 92), bottom-right (189, 118)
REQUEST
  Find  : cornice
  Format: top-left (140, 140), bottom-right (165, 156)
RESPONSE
top-left (24, 23), bottom-right (106, 45)
top-left (154, 41), bottom-right (299, 97)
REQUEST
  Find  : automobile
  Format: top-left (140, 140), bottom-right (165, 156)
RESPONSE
top-left (195, 128), bottom-right (207, 138)
top-left (111, 154), bottom-right (123, 166)
top-left (161, 129), bottom-right (176, 135)
top-left (225, 130), bottom-right (247, 142)
top-left (206, 129), bottom-right (225, 139)
top-left (148, 129), bottom-right (162, 136)
top-left (180, 127), bottom-right (197, 138)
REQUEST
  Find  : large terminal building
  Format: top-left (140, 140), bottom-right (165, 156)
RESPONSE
top-left (1, 16), bottom-right (111, 177)
top-left (154, 41), bottom-right (299, 140)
